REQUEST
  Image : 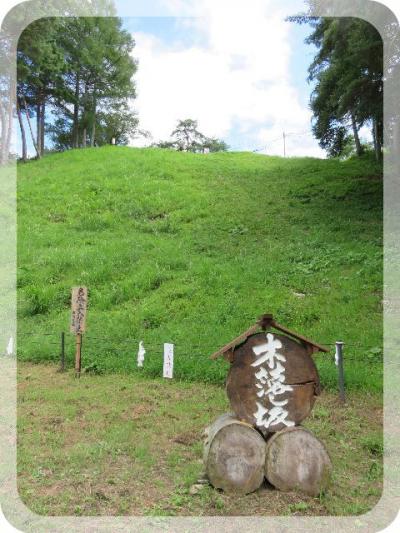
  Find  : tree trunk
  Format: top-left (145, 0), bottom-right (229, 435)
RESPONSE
top-left (372, 118), bottom-right (378, 156)
top-left (40, 101), bottom-right (45, 156)
top-left (82, 82), bottom-right (88, 148)
top-left (36, 103), bottom-right (42, 156)
top-left (90, 93), bottom-right (96, 147)
top-left (91, 120), bottom-right (96, 147)
top-left (265, 426), bottom-right (332, 496)
top-left (16, 100), bottom-right (27, 162)
top-left (22, 96), bottom-right (40, 159)
top-left (351, 113), bottom-right (362, 156)
top-left (0, 102), bottom-right (7, 164)
top-left (73, 74), bottom-right (80, 148)
top-left (374, 118), bottom-right (383, 162)
top-left (203, 413), bottom-right (266, 495)
top-left (2, 77), bottom-right (15, 164)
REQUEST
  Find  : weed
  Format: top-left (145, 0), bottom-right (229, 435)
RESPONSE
top-left (361, 434), bottom-right (384, 457)
top-left (289, 501), bottom-right (309, 513)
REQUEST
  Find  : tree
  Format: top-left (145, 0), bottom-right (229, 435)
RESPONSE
top-left (49, 100), bottom-right (141, 148)
top-left (15, 11), bottom-right (138, 158)
top-left (53, 16), bottom-right (137, 149)
top-left (17, 17), bottom-right (65, 158)
top-left (154, 140), bottom-right (175, 149)
top-left (156, 119), bottom-right (228, 153)
top-left (1, 0), bottom-right (122, 164)
top-left (290, 14), bottom-right (384, 161)
top-left (95, 101), bottom-right (139, 145)
top-left (47, 115), bottom-right (74, 151)
top-left (202, 137), bottom-right (229, 153)
top-left (170, 119), bottom-right (205, 151)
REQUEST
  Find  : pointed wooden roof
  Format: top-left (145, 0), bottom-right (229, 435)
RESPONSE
top-left (210, 314), bottom-right (329, 360)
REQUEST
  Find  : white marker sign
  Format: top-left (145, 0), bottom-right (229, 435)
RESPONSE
top-left (163, 343), bottom-right (174, 379)
top-left (251, 333), bottom-right (294, 430)
top-left (334, 344), bottom-right (339, 366)
top-left (137, 341), bottom-right (146, 367)
top-left (6, 336), bottom-right (14, 356)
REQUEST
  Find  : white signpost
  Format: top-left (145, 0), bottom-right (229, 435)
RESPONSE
top-left (6, 336), bottom-right (14, 356)
top-left (163, 343), bottom-right (174, 379)
top-left (137, 341), bottom-right (146, 367)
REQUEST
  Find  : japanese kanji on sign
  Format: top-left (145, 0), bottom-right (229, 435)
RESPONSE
top-left (70, 286), bottom-right (88, 334)
top-left (204, 314), bottom-right (332, 496)
top-left (70, 286), bottom-right (88, 377)
top-left (210, 313), bottom-right (327, 434)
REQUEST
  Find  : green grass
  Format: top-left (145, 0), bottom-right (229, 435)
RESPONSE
top-left (17, 147), bottom-right (383, 390)
top-left (17, 363), bottom-right (383, 516)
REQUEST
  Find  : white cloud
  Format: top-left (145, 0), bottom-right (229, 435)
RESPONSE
top-left (130, 0), bottom-right (326, 157)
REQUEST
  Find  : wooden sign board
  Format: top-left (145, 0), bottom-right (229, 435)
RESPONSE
top-left (226, 332), bottom-right (320, 434)
top-left (70, 287), bottom-right (88, 334)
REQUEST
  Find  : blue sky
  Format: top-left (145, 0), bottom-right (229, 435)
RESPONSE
top-left (12, 0), bottom-right (381, 158)
top-left (15, 1), bottom-right (328, 158)
top-left (121, 1), bottom-right (326, 157)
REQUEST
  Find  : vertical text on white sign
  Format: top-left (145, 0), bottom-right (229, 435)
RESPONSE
top-left (163, 343), bottom-right (174, 379)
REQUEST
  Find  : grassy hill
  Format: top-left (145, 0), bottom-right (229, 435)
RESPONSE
top-left (17, 146), bottom-right (383, 390)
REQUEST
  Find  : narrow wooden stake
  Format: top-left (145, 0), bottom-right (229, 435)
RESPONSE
top-left (75, 333), bottom-right (82, 378)
top-left (60, 331), bottom-right (65, 372)
top-left (335, 341), bottom-right (345, 403)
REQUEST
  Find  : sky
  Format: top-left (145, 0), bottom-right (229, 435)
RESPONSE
top-left (13, 0), bottom-right (377, 159)
top-left (122, 0), bottom-right (327, 157)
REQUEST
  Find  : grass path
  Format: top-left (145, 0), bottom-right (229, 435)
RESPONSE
top-left (17, 363), bottom-right (382, 517)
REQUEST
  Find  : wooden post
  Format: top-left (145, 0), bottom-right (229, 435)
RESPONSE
top-left (75, 333), bottom-right (82, 378)
top-left (60, 331), bottom-right (65, 372)
top-left (70, 287), bottom-right (88, 379)
top-left (335, 341), bottom-right (346, 403)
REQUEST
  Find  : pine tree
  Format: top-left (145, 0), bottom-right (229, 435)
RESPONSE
top-left (17, 17), bottom-right (65, 158)
top-left (16, 11), bottom-right (138, 157)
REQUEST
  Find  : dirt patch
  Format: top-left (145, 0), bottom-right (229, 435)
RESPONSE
top-left (122, 404), bottom-right (153, 420)
top-left (172, 431), bottom-right (201, 446)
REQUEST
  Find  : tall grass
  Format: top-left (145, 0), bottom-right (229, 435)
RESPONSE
top-left (17, 147), bottom-right (383, 391)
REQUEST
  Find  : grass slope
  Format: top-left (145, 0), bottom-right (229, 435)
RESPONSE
top-left (17, 147), bottom-right (383, 390)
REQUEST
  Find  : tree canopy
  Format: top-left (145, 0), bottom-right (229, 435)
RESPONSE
top-left (156, 119), bottom-right (229, 153)
top-left (16, 14), bottom-right (138, 159)
top-left (290, 14), bottom-right (384, 160)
